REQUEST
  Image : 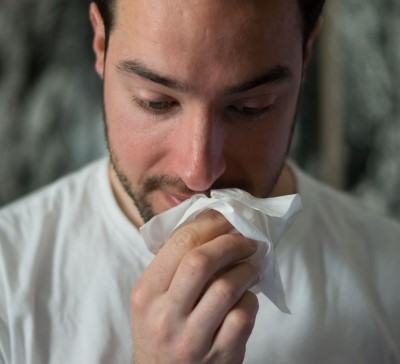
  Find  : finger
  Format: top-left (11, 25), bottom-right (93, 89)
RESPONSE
top-left (168, 234), bottom-right (258, 314)
top-left (210, 291), bottom-right (259, 360)
top-left (139, 210), bottom-right (233, 294)
top-left (187, 262), bottom-right (259, 340)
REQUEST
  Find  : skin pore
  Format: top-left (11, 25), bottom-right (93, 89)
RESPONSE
top-left (90, 0), bottom-right (318, 228)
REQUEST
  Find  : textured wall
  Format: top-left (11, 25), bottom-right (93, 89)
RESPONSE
top-left (0, 0), bottom-right (105, 205)
top-left (0, 0), bottom-right (399, 220)
top-left (293, 0), bottom-right (400, 219)
top-left (339, 0), bottom-right (400, 218)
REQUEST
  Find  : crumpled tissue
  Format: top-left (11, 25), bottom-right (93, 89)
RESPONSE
top-left (140, 188), bottom-right (302, 313)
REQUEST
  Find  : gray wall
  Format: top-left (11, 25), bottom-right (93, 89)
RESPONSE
top-left (1, 0), bottom-right (399, 220)
top-left (340, 0), bottom-right (400, 219)
top-left (0, 0), bottom-right (105, 204)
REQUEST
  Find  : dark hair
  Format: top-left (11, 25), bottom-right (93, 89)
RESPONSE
top-left (298, 0), bottom-right (326, 46)
top-left (93, 0), bottom-right (114, 49)
top-left (94, 0), bottom-right (326, 50)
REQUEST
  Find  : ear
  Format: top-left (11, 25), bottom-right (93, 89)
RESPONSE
top-left (303, 16), bottom-right (323, 71)
top-left (90, 2), bottom-right (106, 79)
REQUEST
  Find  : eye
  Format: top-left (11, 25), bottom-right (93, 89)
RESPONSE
top-left (229, 104), bottom-right (273, 121)
top-left (147, 101), bottom-right (175, 110)
top-left (132, 97), bottom-right (178, 115)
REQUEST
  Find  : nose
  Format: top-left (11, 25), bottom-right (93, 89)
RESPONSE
top-left (172, 109), bottom-right (226, 192)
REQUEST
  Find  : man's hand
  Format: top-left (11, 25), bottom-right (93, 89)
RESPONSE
top-left (131, 210), bottom-right (260, 364)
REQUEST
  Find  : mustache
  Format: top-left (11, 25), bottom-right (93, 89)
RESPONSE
top-left (142, 175), bottom-right (250, 196)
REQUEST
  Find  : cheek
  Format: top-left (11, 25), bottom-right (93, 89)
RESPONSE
top-left (231, 108), bottom-right (295, 159)
top-left (237, 127), bottom-right (289, 172)
top-left (225, 102), bottom-right (296, 193)
top-left (103, 76), bottom-right (169, 178)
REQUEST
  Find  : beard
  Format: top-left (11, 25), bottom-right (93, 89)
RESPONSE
top-left (107, 152), bottom-right (284, 224)
top-left (103, 109), bottom-right (292, 224)
top-left (108, 149), bottom-right (270, 224)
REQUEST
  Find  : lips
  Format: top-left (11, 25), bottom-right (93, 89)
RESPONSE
top-left (162, 190), bottom-right (193, 207)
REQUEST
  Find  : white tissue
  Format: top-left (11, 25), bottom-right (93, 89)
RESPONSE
top-left (140, 188), bottom-right (302, 313)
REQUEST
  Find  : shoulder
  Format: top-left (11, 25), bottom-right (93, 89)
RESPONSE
top-left (0, 158), bottom-right (111, 302)
top-left (292, 164), bottom-right (400, 244)
top-left (288, 165), bottom-right (400, 303)
top-left (0, 158), bottom-right (109, 245)
top-left (284, 165), bottom-right (400, 339)
top-left (1, 158), bottom-right (108, 213)
top-left (287, 163), bottom-right (400, 284)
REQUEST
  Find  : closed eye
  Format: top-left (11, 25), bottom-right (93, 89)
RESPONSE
top-left (132, 97), bottom-right (178, 115)
top-left (229, 104), bottom-right (273, 121)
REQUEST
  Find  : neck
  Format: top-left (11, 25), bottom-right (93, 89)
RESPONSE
top-left (269, 162), bottom-right (297, 197)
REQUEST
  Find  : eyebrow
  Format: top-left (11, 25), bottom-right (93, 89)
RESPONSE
top-left (117, 59), bottom-right (293, 95)
top-left (117, 60), bottom-right (188, 92)
top-left (227, 65), bottom-right (293, 94)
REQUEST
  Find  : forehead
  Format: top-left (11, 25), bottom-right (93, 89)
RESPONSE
top-left (115, 0), bottom-right (302, 41)
top-left (110, 0), bottom-right (303, 92)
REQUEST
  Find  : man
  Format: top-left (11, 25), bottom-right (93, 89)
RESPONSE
top-left (0, 0), bottom-right (399, 363)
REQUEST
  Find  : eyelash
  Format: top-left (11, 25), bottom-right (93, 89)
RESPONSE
top-left (132, 98), bottom-right (178, 115)
top-left (229, 105), bottom-right (273, 122)
top-left (132, 97), bottom-right (273, 121)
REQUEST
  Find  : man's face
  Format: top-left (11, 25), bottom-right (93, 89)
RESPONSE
top-left (95, 0), bottom-right (305, 224)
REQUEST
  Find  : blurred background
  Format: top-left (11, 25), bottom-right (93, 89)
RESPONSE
top-left (0, 0), bottom-right (399, 220)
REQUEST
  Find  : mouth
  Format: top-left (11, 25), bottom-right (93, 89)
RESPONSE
top-left (162, 190), bottom-right (194, 207)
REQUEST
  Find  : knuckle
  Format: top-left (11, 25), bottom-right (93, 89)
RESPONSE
top-left (198, 209), bottom-right (230, 227)
top-left (229, 309), bottom-right (255, 333)
top-left (212, 279), bottom-right (238, 302)
top-left (230, 234), bottom-right (255, 253)
top-left (207, 209), bottom-right (226, 223)
top-left (171, 227), bottom-right (199, 252)
top-left (175, 336), bottom-right (202, 362)
top-left (183, 250), bottom-right (213, 272)
top-left (130, 283), bottom-right (151, 311)
top-left (153, 311), bottom-right (174, 342)
top-left (229, 292), bottom-right (259, 332)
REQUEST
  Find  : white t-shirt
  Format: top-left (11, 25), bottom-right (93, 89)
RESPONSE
top-left (0, 158), bottom-right (399, 364)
